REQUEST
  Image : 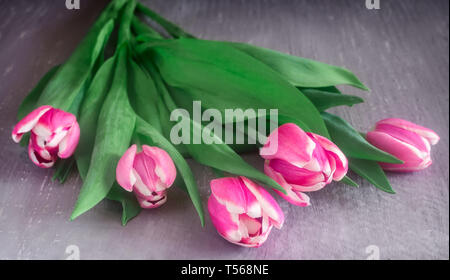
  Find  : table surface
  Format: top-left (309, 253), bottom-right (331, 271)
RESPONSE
top-left (0, 0), bottom-right (448, 260)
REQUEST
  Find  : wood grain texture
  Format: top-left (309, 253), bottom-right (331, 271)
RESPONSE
top-left (0, 0), bottom-right (448, 259)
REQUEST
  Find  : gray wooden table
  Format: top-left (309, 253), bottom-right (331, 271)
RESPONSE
top-left (0, 0), bottom-right (448, 260)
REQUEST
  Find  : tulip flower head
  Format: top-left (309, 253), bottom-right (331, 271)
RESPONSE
top-left (116, 144), bottom-right (177, 209)
top-left (366, 118), bottom-right (440, 172)
top-left (207, 176), bottom-right (284, 248)
top-left (12, 105), bottom-right (80, 168)
top-left (260, 123), bottom-right (348, 207)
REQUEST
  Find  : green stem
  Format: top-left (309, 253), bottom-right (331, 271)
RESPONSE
top-left (131, 16), bottom-right (163, 39)
top-left (118, 0), bottom-right (137, 46)
top-left (136, 2), bottom-right (195, 39)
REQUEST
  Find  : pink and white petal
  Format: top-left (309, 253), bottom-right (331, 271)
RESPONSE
top-left (141, 145), bottom-right (177, 188)
top-left (210, 177), bottom-right (247, 214)
top-left (289, 181), bottom-right (327, 193)
top-left (12, 105), bottom-right (52, 142)
top-left (377, 118), bottom-right (440, 145)
top-left (260, 123), bottom-right (316, 168)
top-left (46, 131), bottom-right (68, 148)
top-left (244, 188), bottom-right (262, 219)
top-left (375, 124), bottom-right (431, 153)
top-left (132, 169), bottom-right (154, 197)
top-left (240, 176), bottom-right (285, 229)
top-left (265, 163), bottom-right (311, 207)
top-left (136, 194), bottom-right (167, 209)
top-left (28, 143), bottom-right (55, 168)
top-left (39, 108), bottom-right (77, 133)
top-left (268, 159), bottom-right (324, 187)
top-left (380, 158), bottom-right (432, 172)
top-left (367, 131), bottom-right (429, 162)
top-left (208, 195), bottom-right (242, 243)
top-left (309, 133), bottom-right (348, 181)
top-left (115, 144), bottom-right (137, 192)
top-left (58, 122), bottom-right (80, 158)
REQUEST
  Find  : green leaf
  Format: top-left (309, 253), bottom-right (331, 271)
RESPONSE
top-left (135, 117), bottom-right (205, 226)
top-left (322, 112), bottom-right (403, 164)
top-left (349, 158), bottom-right (395, 194)
top-left (36, 0), bottom-right (124, 111)
top-left (301, 88), bottom-right (364, 111)
top-left (127, 59), bottom-right (162, 133)
top-left (140, 38), bottom-right (329, 137)
top-left (71, 48), bottom-right (136, 220)
top-left (142, 59), bottom-right (287, 195)
top-left (107, 183), bottom-right (141, 226)
top-left (17, 65), bottom-right (60, 120)
top-left (341, 175), bottom-right (359, 188)
top-left (229, 42), bottom-right (369, 90)
top-left (75, 58), bottom-right (116, 180)
top-left (299, 86), bottom-right (343, 95)
top-left (52, 158), bottom-right (75, 184)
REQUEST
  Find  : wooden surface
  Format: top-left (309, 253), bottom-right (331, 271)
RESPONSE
top-left (0, 0), bottom-right (448, 260)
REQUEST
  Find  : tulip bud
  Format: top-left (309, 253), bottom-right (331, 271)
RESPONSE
top-left (366, 118), bottom-right (440, 172)
top-left (116, 144), bottom-right (177, 209)
top-left (260, 123), bottom-right (348, 207)
top-left (12, 105), bottom-right (80, 168)
top-left (207, 176), bottom-right (284, 248)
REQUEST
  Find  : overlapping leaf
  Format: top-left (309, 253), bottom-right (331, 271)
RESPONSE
top-left (229, 42), bottom-right (369, 90)
top-left (71, 48), bottom-right (136, 220)
top-left (322, 112), bottom-right (402, 163)
top-left (139, 38), bottom-right (330, 137)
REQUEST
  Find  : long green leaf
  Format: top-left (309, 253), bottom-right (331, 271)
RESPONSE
top-left (75, 58), bottom-right (116, 180)
top-left (301, 88), bottom-right (364, 111)
top-left (229, 42), bottom-right (369, 90)
top-left (349, 158), bottom-right (395, 194)
top-left (127, 59), bottom-right (161, 133)
top-left (341, 175), bottom-right (359, 188)
top-left (140, 38), bottom-right (329, 137)
top-left (71, 48), bottom-right (136, 220)
top-left (142, 59), bottom-right (287, 195)
top-left (322, 112), bottom-right (402, 164)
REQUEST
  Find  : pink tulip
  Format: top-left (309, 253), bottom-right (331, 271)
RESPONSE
top-left (260, 123), bottom-right (348, 207)
top-left (12, 105), bottom-right (80, 168)
top-left (207, 176), bottom-right (284, 248)
top-left (366, 118), bottom-right (440, 172)
top-left (116, 144), bottom-right (177, 209)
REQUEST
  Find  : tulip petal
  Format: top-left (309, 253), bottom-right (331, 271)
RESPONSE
top-left (309, 133), bottom-right (348, 181)
top-left (208, 195), bottom-right (241, 242)
top-left (136, 193), bottom-right (167, 209)
top-left (116, 144), bottom-right (137, 192)
top-left (12, 105), bottom-right (52, 143)
top-left (37, 108), bottom-right (77, 134)
top-left (28, 141), bottom-right (55, 168)
top-left (240, 176), bottom-right (285, 229)
top-left (264, 162), bottom-right (311, 207)
top-left (260, 123), bottom-right (316, 169)
top-left (58, 122), bottom-right (80, 158)
top-left (210, 177), bottom-right (247, 214)
top-left (375, 124), bottom-right (431, 153)
top-left (268, 159), bottom-right (326, 188)
top-left (377, 118), bottom-right (440, 145)
top-left (141, 145), bottom-right (177, 188)
top-left (367, 131), bottom-right (430, 171)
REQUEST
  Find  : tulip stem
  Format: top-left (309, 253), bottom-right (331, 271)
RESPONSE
top-left (136, 2), bottom-right (195, 39)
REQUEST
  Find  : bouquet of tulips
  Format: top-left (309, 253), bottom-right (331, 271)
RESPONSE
top-left (11, 0), bottom-right (440, 247)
